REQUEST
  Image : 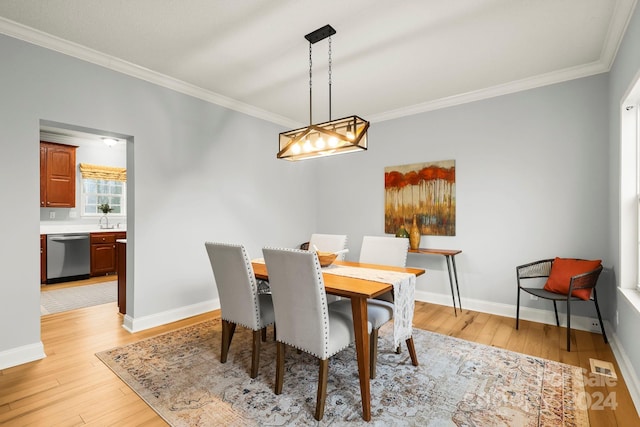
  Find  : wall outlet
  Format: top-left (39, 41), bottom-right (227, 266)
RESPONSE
top-left (529, 294), bottom-right (538, 301)
top-left (589, 318), bottom-right (602, 333)
top-left (69, 210), bottom-right (77, 218)
top-left (49, 211), bottom-right (55, 219)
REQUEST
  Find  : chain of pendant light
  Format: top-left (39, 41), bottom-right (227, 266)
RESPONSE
top-left (308, 35), bottom-right (333, 125)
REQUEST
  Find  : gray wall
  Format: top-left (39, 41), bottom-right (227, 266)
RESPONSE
top-left (0, 34), bottom-right (315, 366)
top-left (608, 2), bottom-right (640, 391)
top-left (314, 75), bottom-right (610, 314)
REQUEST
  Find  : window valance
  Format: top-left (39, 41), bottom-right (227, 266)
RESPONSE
top-left (79, 163), bottom-right (127, 182)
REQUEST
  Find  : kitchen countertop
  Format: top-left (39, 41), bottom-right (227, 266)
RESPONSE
top-left (40, 224), bottom-right (127, 235)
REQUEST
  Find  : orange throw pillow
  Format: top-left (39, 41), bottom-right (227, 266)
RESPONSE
top-left (543, 257), bottom-right (602, 300)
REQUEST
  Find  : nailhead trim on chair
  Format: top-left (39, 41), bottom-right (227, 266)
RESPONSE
top-left (263, 247), bottom-right (350, 359)
top-left (206, 241), bottom-right (274, 331)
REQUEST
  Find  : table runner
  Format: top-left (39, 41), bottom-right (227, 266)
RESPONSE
top-left (322, 265), bottom-right (416, 348)
top-left (252, 259), bottom-right (417, 348)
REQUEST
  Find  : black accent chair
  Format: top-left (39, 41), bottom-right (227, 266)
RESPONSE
top-left (515, 258), bottom-right (607, 352)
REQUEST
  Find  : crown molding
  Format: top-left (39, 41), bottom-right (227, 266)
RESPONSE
top-left (370, 0), bottom-right (636, 122)
top-left (0, 17), bottom-right (300, 129)
top-left (369, 60), bottom-right (610, 123)
top-left (1, 0), bottom-right (636, 127)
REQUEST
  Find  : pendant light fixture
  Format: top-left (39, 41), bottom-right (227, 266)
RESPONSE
top-left (278, 25), bottom-right (369, 161)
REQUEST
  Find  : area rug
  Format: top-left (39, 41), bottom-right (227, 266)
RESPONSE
top-left (96, 320), bottom-right (590, 426)
top-left (41, 281), bottom-right (117, 315)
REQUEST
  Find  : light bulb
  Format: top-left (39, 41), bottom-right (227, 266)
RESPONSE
top-left (315, 136), bottom-right (325, 149)
top-left (292, 143), bottom-right (301, 154)
top-left (328, 136), bottom-right (338, 147)
top-left (346, 123), bottom-right (355, 140)
top-left (303, 139), bottom-right (312, 152)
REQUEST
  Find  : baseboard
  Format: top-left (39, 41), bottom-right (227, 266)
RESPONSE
top-left (414, 290), bottom-right (605, 333)
top-left (607, 327), bottom-right (640, 417)
top-left (0, 341), bottom-right (46, 370)
top-left (122, 299), bottom-right (220, 333)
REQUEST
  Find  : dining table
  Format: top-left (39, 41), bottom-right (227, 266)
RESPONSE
top-left (252, 259), bottom-right (426, 421)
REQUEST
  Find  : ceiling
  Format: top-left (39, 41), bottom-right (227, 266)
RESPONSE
top-left (0, 1), bottom-right (637, 128)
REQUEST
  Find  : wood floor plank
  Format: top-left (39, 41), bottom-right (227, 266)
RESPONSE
top-left (1, 282), bottom-right (637, 425)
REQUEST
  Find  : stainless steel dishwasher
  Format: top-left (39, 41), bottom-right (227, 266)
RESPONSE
top-left (46, 233), bottom-right (90, 284)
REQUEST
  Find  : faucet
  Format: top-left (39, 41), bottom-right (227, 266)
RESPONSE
top-left (99, 215), bottom-right (110, 229)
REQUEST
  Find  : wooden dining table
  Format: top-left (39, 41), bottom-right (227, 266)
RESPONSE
top-left (252, 259), bottom-right (425, 421)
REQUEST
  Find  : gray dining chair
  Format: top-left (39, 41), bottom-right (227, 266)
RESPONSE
top-left (262, 247), bottom-right (360, 421)
top-left (205, 242), bottom-right (275, 379)
top-left (331, 235), bottom-right (415, 378)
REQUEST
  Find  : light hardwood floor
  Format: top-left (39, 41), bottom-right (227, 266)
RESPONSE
top-left (1, 296), bottom-right (638, 425)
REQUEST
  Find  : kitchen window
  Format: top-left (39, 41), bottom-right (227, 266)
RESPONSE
top-left (79, 163), bottom-right (126, 216)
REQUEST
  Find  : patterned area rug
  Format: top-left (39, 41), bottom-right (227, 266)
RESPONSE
top-left (41, 281), bottom-right (117, 315)
top-left (96, 319), bottom-right (589, 426)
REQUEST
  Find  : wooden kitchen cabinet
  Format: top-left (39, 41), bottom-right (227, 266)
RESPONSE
top-left (40, 234), bottom-right (46, 284)
top-left (90, 232), bottom-right (126, 276)
top-left (40, 141), bottom-right (77, 208)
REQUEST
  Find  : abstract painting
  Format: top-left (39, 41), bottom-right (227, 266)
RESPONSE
top-left (385, 160), bottom-right (456, 236)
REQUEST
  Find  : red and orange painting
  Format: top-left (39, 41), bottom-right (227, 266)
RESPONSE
top-left (384, 160), bottom-right (456, 236)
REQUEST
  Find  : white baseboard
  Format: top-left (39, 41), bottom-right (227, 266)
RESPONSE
top-left (414, 290), bottom-right (605, 333)
top-left (122, 299), bottom-right (220, 333)
top-left (0, 341), bottom-right (46, 370)
top-left (607, 328), bottom-right (640, 417)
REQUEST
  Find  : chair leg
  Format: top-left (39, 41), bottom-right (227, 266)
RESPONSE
top-left (315, 359), bottom-right (329, 421)
top-left (251, 330), bottom-right (261, 379)
top-left (261, 327), bottom-right (267, 342)
top-left (275, 342), bottom-right (285, 395)
top-left (552, 301), bottom-right (560, 326)
top-left (593, 294), bottom-right (609, 344)
top-left (406, 337), bottom-right (419, 366)
top-left (516, 288), bottom-right (521, 329)
top-left (566, 300), bottom-right (572, 352)
top-left (221, 320), bottom-right (236, 363)
top-left (370, 328), bottom-right (379, 379)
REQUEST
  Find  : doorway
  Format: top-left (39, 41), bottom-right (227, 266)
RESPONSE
top-left (39, 120), bottom-right (131, 315)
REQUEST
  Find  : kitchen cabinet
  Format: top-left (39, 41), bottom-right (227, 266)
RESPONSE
top-left (40, 235), bottom-right (47, 284)
top-left (90, 232), bottom-right (126, 276)
top-left (117, 240), bottom-right (126, 314)
top-left (40, 141), bottom-right (77, 208)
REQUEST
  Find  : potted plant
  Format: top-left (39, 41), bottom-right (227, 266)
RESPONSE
top-left (98, 203), bottom-right (113, 215)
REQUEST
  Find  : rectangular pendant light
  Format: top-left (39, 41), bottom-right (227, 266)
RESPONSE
top-left (278, 25), bottom-right (369, 161)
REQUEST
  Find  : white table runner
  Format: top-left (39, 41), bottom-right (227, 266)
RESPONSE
top-left (322, 265), bottom-right (416, 348)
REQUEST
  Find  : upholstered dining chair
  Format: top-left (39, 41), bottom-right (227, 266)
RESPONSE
top-left (204, 242), bottom-right (275, 378)
top-left (331, 235), bottom-right (414, 378)
top-left (262, 247), bottom-right (359, 421)
top-left (515, 257), bottom-right (607, 352)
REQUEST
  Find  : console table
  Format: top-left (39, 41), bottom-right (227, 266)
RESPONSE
top-left (408, 248), bottom-right (462, 316)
